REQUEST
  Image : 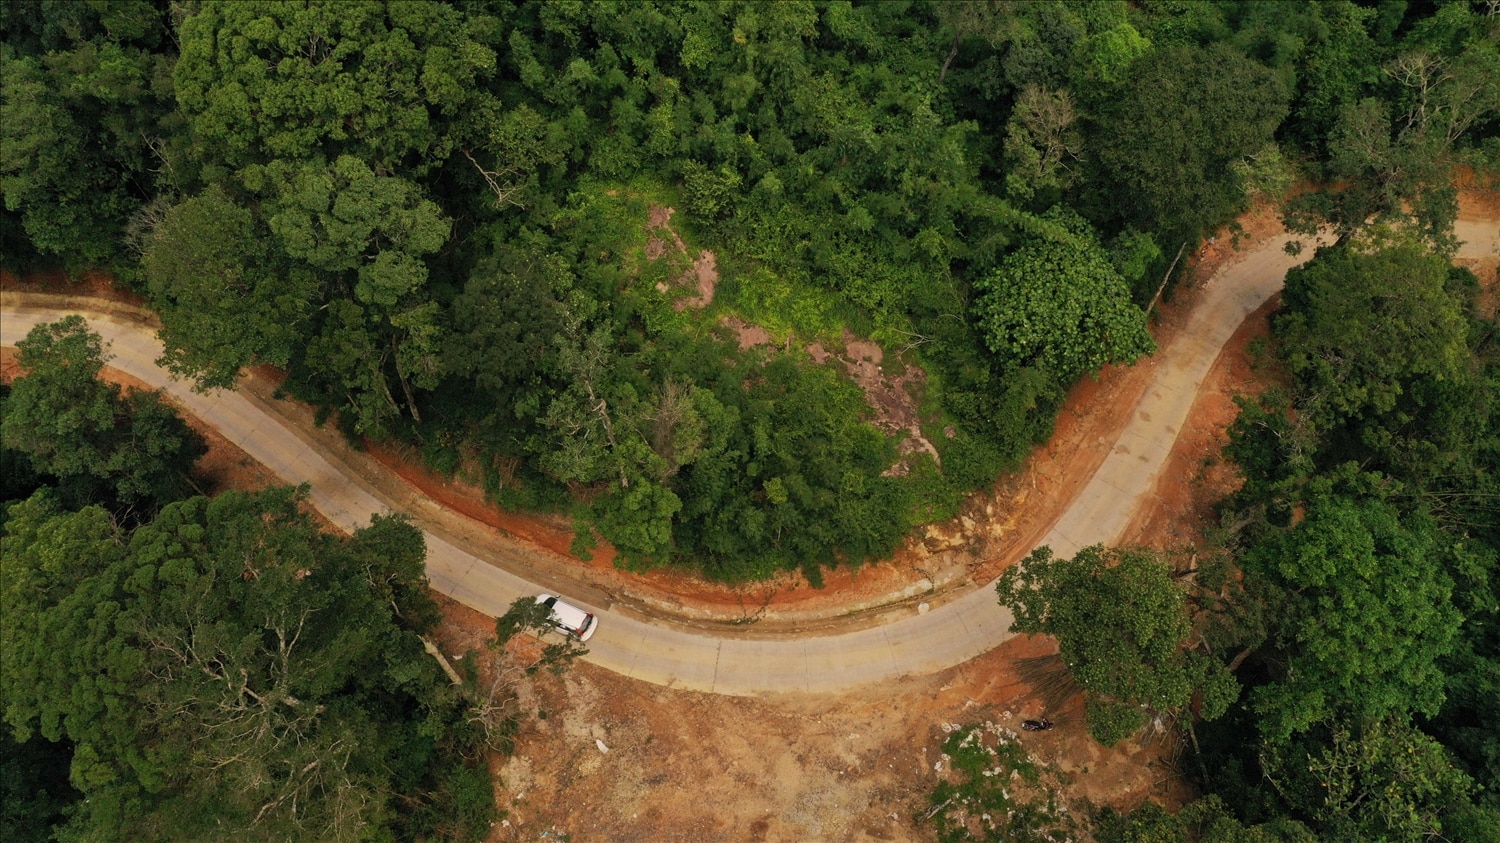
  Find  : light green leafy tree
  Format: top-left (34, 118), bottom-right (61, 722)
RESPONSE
top-left (1244, 495), bottom-right (1461, 743)
top-left (174, 0), bottom-right (499, 176)
top-left (974, 209), bottom-right (1154, 385)
top-left (258, 155), bottom-right (452, 419)
top-left (258, 156), bottom-right (450, 298)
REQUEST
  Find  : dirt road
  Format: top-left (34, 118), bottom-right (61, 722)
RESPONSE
top-left (3, 217), bottom-right (1494, 696)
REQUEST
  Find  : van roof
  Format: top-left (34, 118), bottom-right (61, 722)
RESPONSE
top-left (535, 594), bottom-right (596, 640)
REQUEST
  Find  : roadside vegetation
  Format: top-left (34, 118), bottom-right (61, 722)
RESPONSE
top-left (3, 1), bottom-right (1498, 841)
top-left (14, 0), bottom-right (1492, 583)
top-left (991, 221), bottom-right (1500, 841)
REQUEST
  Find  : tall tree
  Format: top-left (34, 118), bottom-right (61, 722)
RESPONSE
top-left (1, 317), bottom-right (204, 511)
top-left (143, 185), bottom-right (317, 390)
top-left (1259, 715), bottom-right (1477, 843)
top-left (1241, 494), bottom-right (1461, 742)
top-left (1273, 234), bottom-right (1473, 482)
top-left (0, 487), bottom-right (489, 842)
top-left (1086, 42), bottom-right (1288, 244)
top-left (996, 544), bottom-right (1238, 746)
top-left (1283, 3), bottom-right (1499, 251)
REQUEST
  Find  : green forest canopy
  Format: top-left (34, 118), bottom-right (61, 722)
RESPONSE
top-left (2, 0), bottom-right (1496, 584)
top-left (1, 314), bottom-right (507, 841)
top-left (997, 225), bottom-right (1500, 842)
top-left (4, 3), bottom-right (1499, 842)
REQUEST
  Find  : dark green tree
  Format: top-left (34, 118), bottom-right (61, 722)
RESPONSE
top-left (1260, 715), bottom-right (1477, 843)
top-left (1, 317), bottom-right (204, 511)
top-left (143, 185), bottom-right (317, 390)
top-left (1274, 234), bottom-right (1473, 482)
top-left (1283, 3), bottom-right (1499, 251)
top-left (0, 487), bottom-right (490, 842)
top-left (1087, 42), bottom-right (1288, 245)
top-left (173, 0), bottom-right (499, 177)
top-left (0, 709), bottom-right (79, 842)
top-left (0, 1), bottom-right (176, 266)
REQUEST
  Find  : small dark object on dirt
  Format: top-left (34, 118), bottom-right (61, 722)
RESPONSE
top-left (1021, 718), bottom-right (1054, 732)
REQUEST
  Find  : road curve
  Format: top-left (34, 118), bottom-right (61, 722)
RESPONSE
top-left (3, 219), bottom-right (1494, 696)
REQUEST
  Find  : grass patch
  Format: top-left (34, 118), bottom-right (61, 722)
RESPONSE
top-left (925, 722), bottom-right (1079, 843)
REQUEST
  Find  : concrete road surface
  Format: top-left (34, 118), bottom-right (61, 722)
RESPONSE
top-left (3, 218), bottom-right (1494, 695)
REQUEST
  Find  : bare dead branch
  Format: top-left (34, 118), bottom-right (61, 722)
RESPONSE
top-left (462, 148), bottom-right (529, 209)
top-left (420, 636), bottom-right (464, 685)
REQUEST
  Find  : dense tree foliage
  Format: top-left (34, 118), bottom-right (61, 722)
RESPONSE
top-left (0, 320), bottom-right (513, 840)
top-left (143, 185), bottom-right (318, 389)
top-left (1196, 239), bottom-right (1499, 838)
top-left (1282, 2), bottom-right (1500, 250)
top-left (4, 0), bottom-right (1493, 581)
top-left (0, 727), bottom-right (77, 843)
top-left (1264, 233), bottom-right (1478, 487)
top-left (1242, 493), bottom-right (1461, 742)
top-left (0, 0), bottom-right (175, 269)
top-left (1005, 240), bottom-right (1498, 840)
top-left (1084, 42), bottom-right (1289, 250)
top-left (1067, 229), bottom-right (1500, 841)
top-left (997, 545), bottom-right (1236, 746)
top-left (5, 3), bottom-right (1499, 839)
top-left (2, 316), bottom-right (204, 515)
top-left (1, 488), bottom-right (495, 842)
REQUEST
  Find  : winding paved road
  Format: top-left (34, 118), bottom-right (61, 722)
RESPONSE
top-left (3, 220), bottom-right (1494, 696)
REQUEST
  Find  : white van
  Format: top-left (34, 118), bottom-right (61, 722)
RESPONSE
top-left (534, 594), bottom-right (597, 642)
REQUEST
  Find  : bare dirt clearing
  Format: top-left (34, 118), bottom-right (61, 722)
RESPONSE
top-left (646, 204), bottom-right (719, 310)
top-left (426, 595), bottom-right (1180, 843)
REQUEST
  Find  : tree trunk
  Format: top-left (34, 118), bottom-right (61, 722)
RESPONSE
top-left (421, 636), bottom-right (463, 686)
top-left (1146, 242), bottom-right (1188, 320)
top-left (939, 34), bottom-right (960, 84)
top-left (1226, 645), bottom-right (1255, 673)
top-left (390, 338), bottom-right (423, 424)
